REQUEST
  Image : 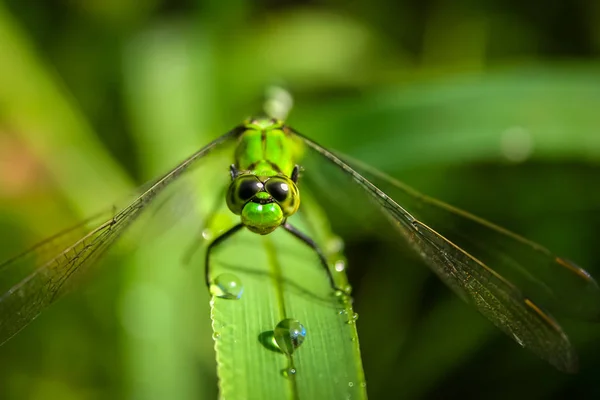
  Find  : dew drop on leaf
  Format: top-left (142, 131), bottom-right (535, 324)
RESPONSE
top-left (281, 367), bottom-right (297, 378)
top-left (210, 273), bottom-right (244, 300)
top-left (273, 318), bottom-right (307, 355)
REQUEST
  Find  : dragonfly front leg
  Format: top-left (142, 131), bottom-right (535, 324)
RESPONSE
top-left (282, 222), bottom-right (340, 292)
top-left (204, 223), bottom-right (245, 288)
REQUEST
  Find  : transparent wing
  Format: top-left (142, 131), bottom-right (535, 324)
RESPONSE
top-left (0, 126), bottom-right (242, 345)
top-left (332, 153), bottom-right (600, 322)
top-left (0, 173), bottom-right (172, 284)
top-left (290, 127), bottom-right (599, 373)
top-left (0, 211), bottom-right (112, 278)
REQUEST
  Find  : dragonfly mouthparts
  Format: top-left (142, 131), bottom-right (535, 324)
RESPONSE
top-left (250, 197), bottom-right (275, 205)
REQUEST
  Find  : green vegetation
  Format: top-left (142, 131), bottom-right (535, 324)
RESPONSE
top-left (0, 1), bottom-right (599, 399)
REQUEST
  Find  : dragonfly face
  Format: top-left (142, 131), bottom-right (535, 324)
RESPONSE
top-left (226, 172), bottom-right (300, 235)
top-left (225, 117), bottom-right (302, 235)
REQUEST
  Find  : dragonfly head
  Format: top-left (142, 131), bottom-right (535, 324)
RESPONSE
top-left (226, 173), bottom-right (300, 235)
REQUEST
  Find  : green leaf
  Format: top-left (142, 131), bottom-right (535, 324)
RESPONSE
top-left (210, 195), bottom-right (366, 400)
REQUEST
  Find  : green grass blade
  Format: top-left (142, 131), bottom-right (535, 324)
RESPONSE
top-left (0, 4), bottom-right (131, 212)
top-left (210, 197), bottom-right (366, 399)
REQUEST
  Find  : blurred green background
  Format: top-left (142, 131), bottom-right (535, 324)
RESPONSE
top-left (0, 0), bottom-right (599, 399)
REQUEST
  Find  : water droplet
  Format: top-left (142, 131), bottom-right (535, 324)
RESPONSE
top-left (335, 284), bottom-right (352, 297)
top-left (281, 367), bottom-right (297, 378)
top-left (212, 331), bottom-right (221, 340)
top-left (335, 291), bottom-right (354, 307)
top-left (334, 260), bottom-right (346, 272)
top-left (273, 318), bottom-right (307, 355)
top-left (346, 312), bottom-right (359, 325)
top-left (210, 273), bottom-right (244, 300)
top-left (348, 382), bottom-right (354, 387)
top-left (202, 228), bottom-right (215, 241)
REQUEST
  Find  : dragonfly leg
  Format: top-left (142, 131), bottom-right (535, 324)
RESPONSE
top-left (205, 223), bottom-right (245, 288)
top-left (282, 222), bottom-right (340, 291)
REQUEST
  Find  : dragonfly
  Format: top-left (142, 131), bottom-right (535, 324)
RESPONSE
top-left (0, 115), bottom-right (598, 374)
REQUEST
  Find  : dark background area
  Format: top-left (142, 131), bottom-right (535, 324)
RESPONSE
top-left (0, 0), bottom-right (599, 399)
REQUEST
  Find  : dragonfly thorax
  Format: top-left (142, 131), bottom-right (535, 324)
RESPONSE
top-left (226, 173), bottom-right (300, 235)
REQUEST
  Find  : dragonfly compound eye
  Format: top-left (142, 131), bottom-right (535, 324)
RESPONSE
top-left (266, 177), bottom-right (300, 217)
top-left (227, 175), bottom-right (263, 215)
top-left (266, 180), bottom-right (289, 202)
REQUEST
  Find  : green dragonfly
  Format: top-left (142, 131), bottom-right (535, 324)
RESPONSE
top-left (0, 116), bottom-right (598, 373)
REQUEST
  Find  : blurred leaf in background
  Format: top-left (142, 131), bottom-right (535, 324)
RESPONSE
top-left (0, 0), bottom-right (599, 399)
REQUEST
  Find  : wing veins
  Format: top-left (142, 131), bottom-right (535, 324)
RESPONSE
top-left (0, 127), bottom-right (241, 344)
top-left (293, 129), bottom-right (577, 371)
